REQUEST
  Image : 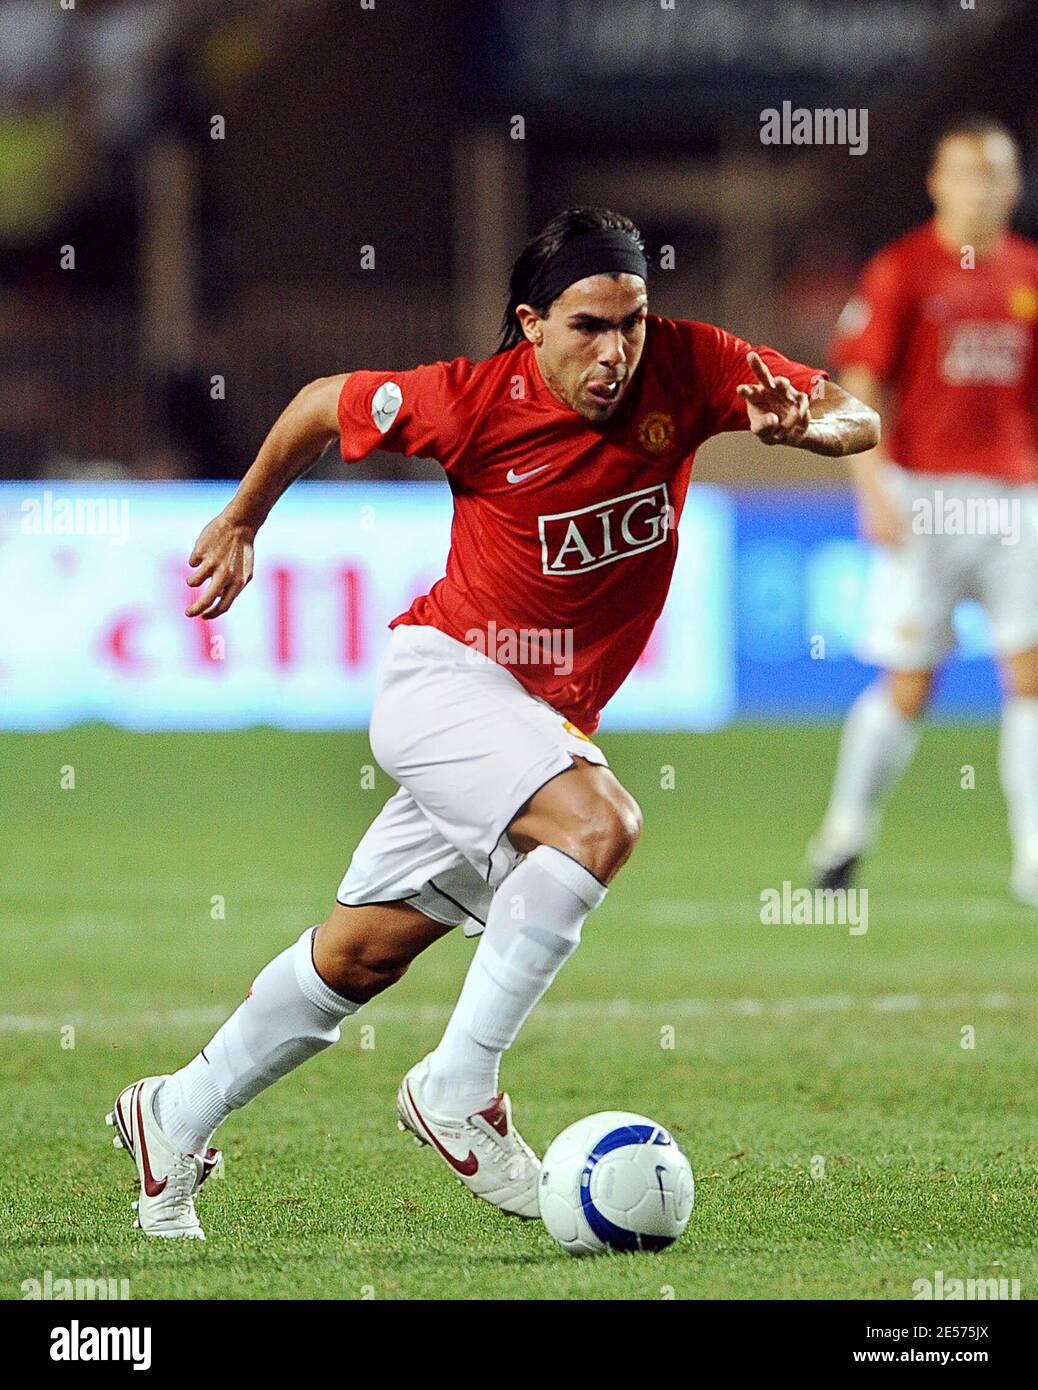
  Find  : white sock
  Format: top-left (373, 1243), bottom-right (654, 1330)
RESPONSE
top-left (819, 680), bottom-right (922, 855)
top-left (423, 845), bottom-right (607, 1117)
top-left (155, 927), bottom-right (360, 1154)
top-left (1000, 696), bottom-right (1038, 854)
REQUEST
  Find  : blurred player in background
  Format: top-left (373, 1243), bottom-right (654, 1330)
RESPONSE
top-left (809, 117), bottom-right (1038, 905)
top-left (105, 207), bottom-right (878, 1239)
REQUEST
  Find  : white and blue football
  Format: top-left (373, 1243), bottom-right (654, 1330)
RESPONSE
top-left (538, 1111), bottom-right (694, 1257)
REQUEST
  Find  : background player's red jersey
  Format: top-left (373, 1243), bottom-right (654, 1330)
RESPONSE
top-left (830, 221), bottom-right (1038, 483)
top-left (338, 315), bottom-right (825, 732)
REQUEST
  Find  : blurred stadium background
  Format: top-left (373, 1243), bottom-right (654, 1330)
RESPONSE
top-left (3, 0), bottom-right (1038, 731)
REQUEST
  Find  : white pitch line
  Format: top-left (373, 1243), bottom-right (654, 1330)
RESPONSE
top-left (0, 992), bottom-right (1024, 1034)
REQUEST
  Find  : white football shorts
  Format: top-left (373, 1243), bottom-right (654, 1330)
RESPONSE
top-left (860, 464), bottom-right (1038, 671)
top-left (336, 624), bottom-right (608, 934)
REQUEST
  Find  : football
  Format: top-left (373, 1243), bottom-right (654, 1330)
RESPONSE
top-left (538, 1111), bottom-right (695, 1256)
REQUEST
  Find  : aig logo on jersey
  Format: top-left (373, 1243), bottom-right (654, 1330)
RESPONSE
top-left (539, 484), bottom-right (673, 574)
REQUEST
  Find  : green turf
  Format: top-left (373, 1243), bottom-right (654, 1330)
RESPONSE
top-left (2, 725), bottom-right (1035, 1300)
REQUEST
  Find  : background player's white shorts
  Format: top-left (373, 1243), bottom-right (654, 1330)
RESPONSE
top-left (860, 465), bottom-right (1038, 671)
top-left (336, 625), bottom-right (608, 935)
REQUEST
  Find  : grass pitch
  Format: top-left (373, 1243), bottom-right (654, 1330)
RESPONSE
top-left (2, 724), bottom-right (1035, 1300)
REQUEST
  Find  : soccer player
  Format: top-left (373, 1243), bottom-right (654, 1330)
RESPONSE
top-left (108, 207), bottom-right (878, 1238)
top-left (808, 118), bottom-right (1038, 905)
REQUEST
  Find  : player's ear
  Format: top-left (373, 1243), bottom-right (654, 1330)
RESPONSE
top-left (515, 304), bottom-right (544, 347)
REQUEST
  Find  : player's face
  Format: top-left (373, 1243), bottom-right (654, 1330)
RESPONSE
top-left (530, 274), bottom-right (648, 423)
top-left (928, 133), bottom-right (1021, 236)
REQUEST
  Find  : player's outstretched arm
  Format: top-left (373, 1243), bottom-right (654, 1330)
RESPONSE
top-left (736, 352), bottom-right (880, 458)
top-left (185, 373), bottom-right (349, 619)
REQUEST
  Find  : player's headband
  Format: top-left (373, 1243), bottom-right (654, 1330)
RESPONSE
top-left (526, 229), bottom-right (648, 309)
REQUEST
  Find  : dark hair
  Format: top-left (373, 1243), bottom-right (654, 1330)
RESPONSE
top-left (932, 114), bottom-right (1019, 162)
top-left (495, 206), bottom-right (645, 353)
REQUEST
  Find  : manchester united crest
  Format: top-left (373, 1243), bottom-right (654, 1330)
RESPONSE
top-left (637, 410), bottom-right (676, 455)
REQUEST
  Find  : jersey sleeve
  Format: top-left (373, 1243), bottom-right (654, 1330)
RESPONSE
top-left (693, 323), bottom-right (828, 436)
top-left (829, 246), bottom-right (912, 381)
top-left (337, 359), bottom-right (472, 468)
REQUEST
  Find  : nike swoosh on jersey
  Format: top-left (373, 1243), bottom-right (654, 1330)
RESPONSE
top-left (371, 382), bottom-right (403, 434)
top-left (506, 464), bottom-right (550, 484)
top-left (405, 1081), bottom-right (479, 1176)
top-left (136, 1085), bottom-right (168, 1197)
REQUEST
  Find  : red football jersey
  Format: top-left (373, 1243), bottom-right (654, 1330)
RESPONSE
top-left (831, 220), bottom-right (1038, 482)
top-left (338, 315), bottom-right (825, 732)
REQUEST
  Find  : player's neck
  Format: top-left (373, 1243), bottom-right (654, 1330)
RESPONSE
top-left (932, 215), bottom-right (1005, 261)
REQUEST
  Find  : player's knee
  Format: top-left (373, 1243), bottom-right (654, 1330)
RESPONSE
top-left (346, 953), bottom-right (410, 1004)
top-left (567, 787), bottom-right (643, 880)
top-left (327, 950), bottom-right (410, 1004)
top-left (886, 671), bottom-right (932, 719)
top-left (315, 925), bottom-right (410, 1003)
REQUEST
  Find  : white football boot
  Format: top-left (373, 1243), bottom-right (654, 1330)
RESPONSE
top-left (106, 1076), bottom-right (221, 1240)
top-left (396, 1056), bottom-right (541, 1219)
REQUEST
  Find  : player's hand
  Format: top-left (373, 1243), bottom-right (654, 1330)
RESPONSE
top-left (185, 510), bottom-right (256, 619)
top-left (856, 481), bottom-right (907, 547)
top-left (737, 351), bottom-right (811, 446)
